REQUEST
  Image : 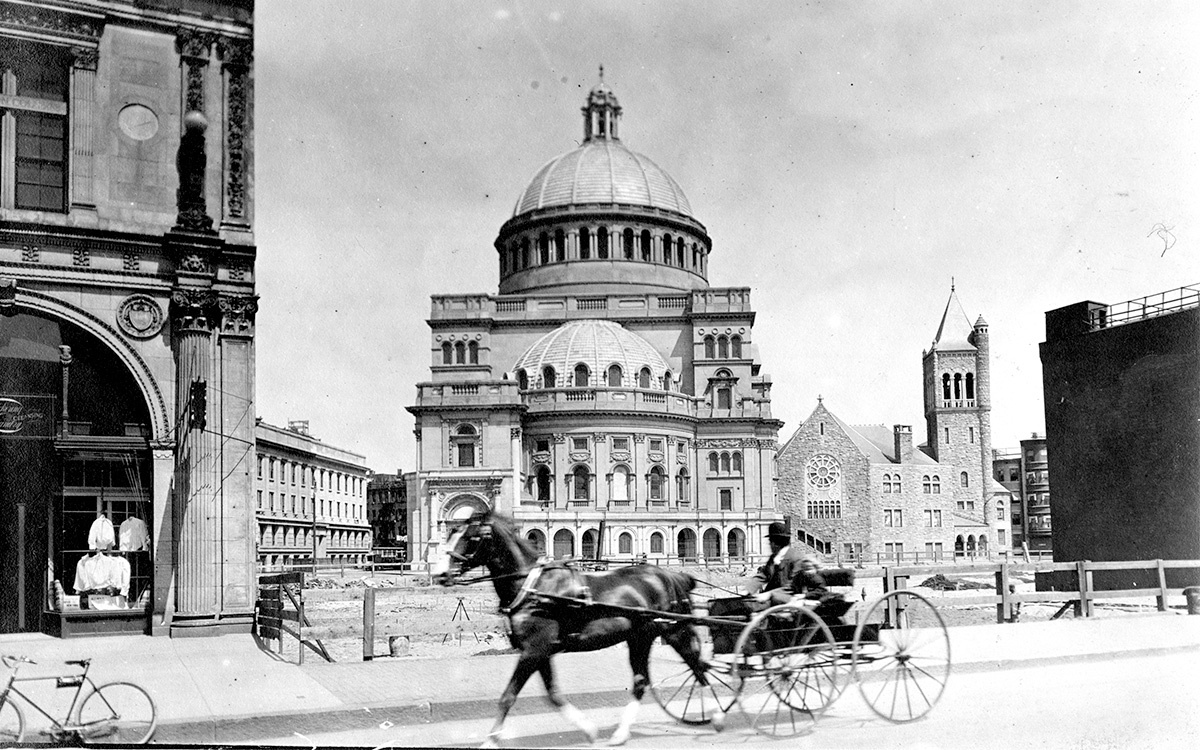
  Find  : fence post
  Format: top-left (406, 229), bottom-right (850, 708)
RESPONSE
top-left (996, 563), bottom-right (1010, 624)
top-left (1074, 560), bottom-right (1092, 617)
top-left (1156, 559), bottom-right (1168, 612)
top-left (363, 587), bottom-right (376, 661)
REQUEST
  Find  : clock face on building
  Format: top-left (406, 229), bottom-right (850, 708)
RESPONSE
top-left (118, 104), bottom-right (159, 141)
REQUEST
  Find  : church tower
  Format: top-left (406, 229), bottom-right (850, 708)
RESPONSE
top-left (922, 286), bottom-right (992, 512)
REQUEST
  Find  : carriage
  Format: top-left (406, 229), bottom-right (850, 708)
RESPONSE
top-left (435, 512), bottom-right (952, 746)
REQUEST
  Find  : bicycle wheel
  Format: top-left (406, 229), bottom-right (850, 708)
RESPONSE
top-left (0, 696), bottom-right (25, 743)
top-left (76, 681), bottom-right (157, 744)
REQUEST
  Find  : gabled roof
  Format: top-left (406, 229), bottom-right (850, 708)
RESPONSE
top-left (930, 288), bottom-right (976, 351)
top-left (779, 402), bottom-right (936, 465)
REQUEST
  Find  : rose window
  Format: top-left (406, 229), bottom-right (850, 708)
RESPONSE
top-left (806, 455), bottom-right (840, 489)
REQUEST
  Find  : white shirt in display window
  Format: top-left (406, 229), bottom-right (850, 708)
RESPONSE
top-left (88, 516), bottom-right (115, 550)
top-left (119, 517), bottom-right (149, 551)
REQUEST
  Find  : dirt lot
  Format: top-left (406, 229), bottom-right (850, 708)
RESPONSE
top-left (271, 567), bottom-right (1172, 664)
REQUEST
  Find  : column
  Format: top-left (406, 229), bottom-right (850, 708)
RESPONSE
top-left (150, 441), bottom-right (175, 635)
top-left (69, 48), bottom-right (97, 209)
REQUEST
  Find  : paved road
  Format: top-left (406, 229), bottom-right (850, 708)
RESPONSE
top-left (257, 650), bottom-right (1200, 748)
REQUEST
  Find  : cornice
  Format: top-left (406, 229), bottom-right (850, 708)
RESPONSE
top-left (406, 403), bottom-right (529, 416)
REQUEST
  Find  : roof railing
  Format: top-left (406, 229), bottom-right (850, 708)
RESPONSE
top-left (1088, 284), bottom-right (1199, 331)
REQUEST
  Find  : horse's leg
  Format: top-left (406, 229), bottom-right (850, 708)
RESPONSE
top-left (537, 659), bottom-right (599, 744)
top-left (483, 652), bottom-right (542, 748)
top-left (663, 625), bottom-right (726, 732)
top-left (606, 635), bottom-right (654, 746)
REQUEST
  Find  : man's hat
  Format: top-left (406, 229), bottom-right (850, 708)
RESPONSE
top-left (765, 521), bottom-right (790, 540)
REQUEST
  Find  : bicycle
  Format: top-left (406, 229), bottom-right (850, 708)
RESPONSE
top-left (0, 654), bottom-right (157, 744)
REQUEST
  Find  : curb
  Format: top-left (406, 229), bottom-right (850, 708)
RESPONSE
top-left (152, 642), bottom-right (1200, 744)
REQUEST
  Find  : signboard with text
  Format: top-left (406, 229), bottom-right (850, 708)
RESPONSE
top-left (0, 395), bottom-right (55, 439)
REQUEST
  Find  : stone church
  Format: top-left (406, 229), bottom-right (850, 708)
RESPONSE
top-left (777, 288), bottom-right (1013, 564)
top-left (406, 79), bottom-right (783, 564)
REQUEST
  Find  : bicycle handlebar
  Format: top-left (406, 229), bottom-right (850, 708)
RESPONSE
top-left (1, 654), bottom-right (36, 668)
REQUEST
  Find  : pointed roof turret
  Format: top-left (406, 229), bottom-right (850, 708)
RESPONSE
top-left (931, 285), bottom-right (976, 351)
top-left (582, 65), bottom-right (622, 142)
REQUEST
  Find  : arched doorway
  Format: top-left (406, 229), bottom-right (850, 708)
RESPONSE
top-left (581, 529), bottom-right (598, 559)
top-left (702, 529), bottom-right (721, 559)
top-left (553, 529), bottom-right (574, 559)
top-left (677, 529), bottom-right (696, 561)
top-left (526, 529), bottom-right (546, 555)
top-left (727, 528), bottom-right (745, 560)
top-left (1, 310), bottom-right (153, 633)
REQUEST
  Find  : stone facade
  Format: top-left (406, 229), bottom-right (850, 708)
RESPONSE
top-left (406, 81), bottom-right (782, 565)
top-left (0, 0), bottom-right (256, 638)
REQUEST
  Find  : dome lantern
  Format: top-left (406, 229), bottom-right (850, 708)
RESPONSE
top-left (582, 65), bottom-right (622, 142)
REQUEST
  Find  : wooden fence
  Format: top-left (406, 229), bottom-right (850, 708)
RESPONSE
top-left (255, 571), bottom-right (332, 664)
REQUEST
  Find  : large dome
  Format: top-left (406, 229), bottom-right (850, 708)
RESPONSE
top-left (512, 320), bottom-right (670, 388)
top-left (512, 139), bottom-right (693, 218)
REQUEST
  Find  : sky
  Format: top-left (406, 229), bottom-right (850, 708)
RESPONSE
top-left (251, 1), bottom-right (1198, 472)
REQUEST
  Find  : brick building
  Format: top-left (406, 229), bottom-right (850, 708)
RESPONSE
top-left (993, 434), bottom-right (1052, 555)
top-left (778, 288), bottom-right (1012, 564)
top-left (1040, 284), bottom-right (1199, 588)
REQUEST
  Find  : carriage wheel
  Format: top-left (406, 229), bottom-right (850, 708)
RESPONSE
top-left (851, 589), bottom-right (951, 723)
top-left (649, 631), bottom-right (738, 725)
top-left (731, 602), bottom-right (846, 737)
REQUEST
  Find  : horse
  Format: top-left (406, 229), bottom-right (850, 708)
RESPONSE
top-left (432, 509), bottom-right (724, 747)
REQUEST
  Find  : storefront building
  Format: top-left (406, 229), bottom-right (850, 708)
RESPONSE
top-left (0, 0), bottom-right (256, 637)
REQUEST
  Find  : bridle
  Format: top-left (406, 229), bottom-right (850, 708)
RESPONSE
top-left (442, 519), bottom-right (525, 586)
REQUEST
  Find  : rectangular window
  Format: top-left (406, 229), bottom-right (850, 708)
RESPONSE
top-left (1, 42), bottom-right (70, 212)
top-left (934, 510), bottom-right (942, 527)
top-left (649, 439), bottom-right (663, 453)
top-left (924, 509), bottom-right (933, 527)
top-left (719, 489), bottom-right (732, 510)
top-left (572, 437), bottom-right (588, 451)
top-left (457, 442), bottom-right (475, 467)
top-left (969, 426), bottom-right (975, 443)
top-left (535, 438), bottom-right (550, 452)
top-left (998, 529), bottom-right (1007, 545)
top-left (677, 441), bottom-right (686, 456)
top-left (611, 437), bottom-right (629, 452)
top-left (269, 460), bottom-right (275, 480)
top-left (884, 509), bottom-right (902, 527)
top-left (256, 490), bottom-right (262, 509)
top-left (268, 492), bottom-right (275, 511)
top-left (301, 467), bottom-right (307, 487)
top-left (257, 459), bottom-right (263, 479)
top-left (944, 427), bottom-right (950, 443)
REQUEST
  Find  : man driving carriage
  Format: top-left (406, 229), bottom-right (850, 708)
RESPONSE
top-left (740, 522), bottom-right (853, 624)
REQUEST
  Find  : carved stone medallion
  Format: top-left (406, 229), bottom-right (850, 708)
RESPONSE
top-left (117, 294), bottom-right (165, 338)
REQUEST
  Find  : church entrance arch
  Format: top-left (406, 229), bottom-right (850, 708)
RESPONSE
top-left (1, 310), bottom-right (155, 635)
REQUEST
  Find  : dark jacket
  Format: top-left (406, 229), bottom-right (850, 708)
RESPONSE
top-left (747, 546), bottom-right (807, 605)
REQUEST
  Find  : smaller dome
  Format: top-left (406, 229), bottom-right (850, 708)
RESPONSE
top-left (512, 320), bottom-right (670, 388)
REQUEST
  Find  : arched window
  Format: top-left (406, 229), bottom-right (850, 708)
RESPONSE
top-left (640, 229), bottom-right (652, 261)
top-left (717, 387), bottom-right (732, 410)
top-left (677, 238), bottom-right (685, 267)
top-left (453, 424), bottom-right (477, 467)
top-left (677, 529), bottom-right (697, 560)
top-left (692, 244), bottom-right (699, 269)
top-left (468, 341), bottom-right (479, 364)
top-left (441, 342), bottom-right (452, 364)
top-left (953, 373), bottom-right (962, 400)
top-left (454, 341), bottom-right (465, 364)
top-left (650, 532), bottom-right (664, 554)
top-left (611, 465), bottom-right (630, 502)
top-left (582, 529), bottom-right (598, 559)
top-left (662, 233), bottom-right (673, 264)
top-left (731, 336), bottom-right (742, 358)
top-left (955, 536), bottom-right (965, 556)
top-left (942, 373), bottom-right (951, 400)
top-left (708, 452), bottom-right (719, 473)
top-left (703, 529), bottom-right (721, 559)
top-left (623, 228), bottom-right (635, 259)
top-left (597, 226), bottom-right (609, 259)
top-left (883, 473), bottom-right (893, 493)
top-left (966, 372), bottom-right (975, 400)
top-left (662, 370), bottom-right (672, 391)
top-left (932, 475), bottom-right (942, 494)
top-left (922, 475), bottom-right (932, 494)
top-left (720, 452), bottom-right (731, 473)
top-left (579, 227), bottom-right (591, 259)
top-left (520, 237), bottom-right (530, 269)
top-left (536, 466), bottom-right (551, 504)
top-left (638, 367), bottom-right (651, 389)
top-left (538, 232), bottom-right (550, 264)
top-left (618, 532), bottom-right (633, 554)
top-left (574, 363), bottom-right (590, 387)
top-left (527, 529), bottom-right (546, 554)
top-left (960, 471), bottom-right (969, 488)
top-left (727, 528), bottom-right (745, 559)
top-left (732, 452), bottom-right (743, 474)
top-left (573, 466), bottom-right (590, 500)
top-left (996, 500), bottom-right (1005, 521)
top-left (517, 369), bottom-right (529, 390)
top-left (649, 466), bottom-right (665, 500)
top-left (704, 336), bottom-right (715, 359)
top-left (676, 468), bottom-right (689, 500)
top-left (718, 336), bottom-right (729, 359)
top-left (553, 529), bottom-right (574, 559)
top-left (554, 229), bottom-right (565, 261)
top-left (607, 364), bottom-right (622, 387)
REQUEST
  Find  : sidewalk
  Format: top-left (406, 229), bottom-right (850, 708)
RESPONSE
top-left (2, 613), bottom-right (1198, 745)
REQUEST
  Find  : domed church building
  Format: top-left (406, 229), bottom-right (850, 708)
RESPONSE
top-left (407, 79), bottom-right (783, 564)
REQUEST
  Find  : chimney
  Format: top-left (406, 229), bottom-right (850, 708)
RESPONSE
top-left (893, 425), bottom-right (913, 463)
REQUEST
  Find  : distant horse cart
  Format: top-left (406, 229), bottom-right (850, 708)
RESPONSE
top-left (434, 510), bottom-right (951, 746)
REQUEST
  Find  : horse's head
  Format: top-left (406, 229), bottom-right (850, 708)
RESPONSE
top-left (431, 512), bottom-right (495, 586)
